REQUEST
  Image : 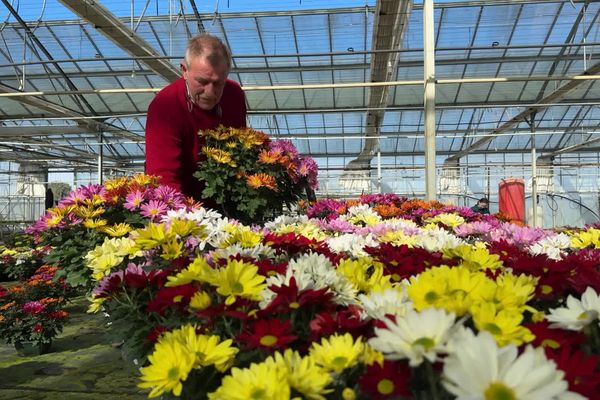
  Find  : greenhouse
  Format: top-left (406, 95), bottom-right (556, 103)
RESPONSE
top-left (0, 0), bottom-right (599, 399)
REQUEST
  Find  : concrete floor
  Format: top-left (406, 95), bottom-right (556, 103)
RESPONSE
top-left (0, 297), bottom-right (146, 400)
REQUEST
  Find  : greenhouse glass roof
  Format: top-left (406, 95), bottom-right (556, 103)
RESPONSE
top-left (0, 0), bottom-right (598, 178)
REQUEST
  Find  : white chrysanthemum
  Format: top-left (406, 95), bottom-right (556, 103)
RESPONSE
top-left (413, 227), bottom-right (464, 252)
top-left (368, 308), bottom-right (457, 366)
top-left (263, 214), bottom-right (309, 230)
top-left (527, 233), bottom-right (571, 260)
top-left (212, 243), bottom-right (275, 260)
top-left (268, 252), bottom-right (358, 306)
top-left (199, 218), bottom-right (235, 248)
top-left (295, 253), bottom-right (357, 305)
top-left (546, 286), bottom-right (600, 330)
top-left (443, 329), bottom-right (581, 400)
top-left (264, 219), bottom-right (325, 241)
top-left (162, 207), bottom-right (223, 224)
top-left (358, 287), bottom-right (413, 320)
top-left (343, 204), bottom-right (382, 225)
top-left (384, 218), bottom-right (419, 229)
top-left (326, 233), bottom-right (378, 257)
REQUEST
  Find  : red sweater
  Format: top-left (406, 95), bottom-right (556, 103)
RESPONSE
top-left (145, 77), bottom-right (246, 201)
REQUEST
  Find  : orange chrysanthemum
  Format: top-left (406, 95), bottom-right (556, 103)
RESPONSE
top-left (0, 301), bottom-right (16, 311)
top-left (373, 204), bottom-right (403, 218)
top-left (39, 297), bottom-right (62, 305)
top-left (258, 149), bottom-right (283, 164)
top-left (238, 128), bottom-right (269, 148)
top-left (246, 173), bottom-right (278, 191)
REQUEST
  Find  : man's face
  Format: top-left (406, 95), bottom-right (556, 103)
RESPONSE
top-left (478, 201), bottom-right (488, 208)
top-left (181, 55), bottom-right (228, 111)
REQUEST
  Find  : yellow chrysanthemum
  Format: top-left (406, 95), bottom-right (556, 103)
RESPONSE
top-left (167, 218), bottom-right (206, 239)
top-left (189, 291), bottom-right (212, 310)
top-left (471, 302), bottom-right (534, 346)
top-left (90, 252), bottom-right (122, 281)
top-left (75, 205), bottom-right (106, 219)
top-left (45, 213), bottom-right (64, 228)
top-left (309, 333), bottom-right (365, 374)
top-left (269, 350), bottom-right (333, 400)
top-left (160, 239), bottom-right (184, 260)
top-left (204, 126), bottom-right (236, 141)
top-left (443, 267), bottom-right (495, 316)
top-left (268, 221), bottom-right (327, 241)
top-left (336, 258), bottom-right (391, 293)
top-left (133, 223), bottom-right (174, 250)
top-left (378, 230), bottom-right (419, 247)
top-left (570, 228), bottom-right (600, 249)
top-left (206, 259), bottom-right (266, 305)
top-left (443, 243), bottom-right (503, 271)
top-left (101, 222), bottom-right (132, 237)
top-left (208, 360), bottom-right (290, 400)
top-left (407, 266), bottom-right (450, 311)
top-left (132, 173), bottom-right (158, 186)
top-left (363, 344), bottom-right (385, 367)
top-left (85, 237), bottom-right (136, 280)
top-left (220, 224), bottom-right (263, 248)
top-left (103, 176), bottom-right (128, 190)
top-left (167, 325), bottom-right (239, 372)
top-left (425, 213), bottom-right (466, 228)
top-left (347, 213), bottom-right (381, 226)
top-left (237, 128), bottom-right (269, 148)
top-left (138, 336), bottom-right (195, 398)
top-left (203, 146), bottom-right (237, 167)
top-left (408, 265), bottom-right (494, 316)
top-left (83, 218), bottom-right (108, 229)
top-left (166, 257), bottom-right (214, 287)
top-left (86, 296), bottom-right (106, 313)
top-left (491, 272), bottom-right (538, 312)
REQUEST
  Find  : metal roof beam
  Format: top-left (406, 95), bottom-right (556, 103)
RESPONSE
top-left (445, 58), bottom-right (600, 163)
top-left (345, 0), bottom-right (413, 173)
top-left (58, 0), bottom-right (180, 82)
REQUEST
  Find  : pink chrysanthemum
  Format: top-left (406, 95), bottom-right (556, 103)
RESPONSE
top-left (140, 200), bottom-right (168, 221)
top-left (124, 190), bottom-right (146, 210)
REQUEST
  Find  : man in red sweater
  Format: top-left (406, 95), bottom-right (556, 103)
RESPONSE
top-left (145, 34), bottom-right (247, 202)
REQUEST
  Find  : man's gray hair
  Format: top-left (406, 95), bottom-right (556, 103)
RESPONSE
top-left (184, 34), bottom-right (232, 71)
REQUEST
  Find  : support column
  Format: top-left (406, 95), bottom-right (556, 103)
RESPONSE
top-left (423, 0), bottom-right (437, 200)
top-left (98, 132), bottom-right (104, 184)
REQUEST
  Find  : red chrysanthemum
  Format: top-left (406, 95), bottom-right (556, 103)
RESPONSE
top-left (359, 360), bottom-right (411, 399)
top-left (238, 319), bottom-right (296, 351)
top-left (309, 312), bottom-right (338, 343)
top-left (552, 345), bottom-right (600, 398)
top-left (526, 321), bottom-right (586, 354)
top-left (146, 284), bottom-right (197, 315)
top-left (254, 258), bottom-right (288, 277)
top-left (48, 310), bottom-right (70, 319)
top-left (261, 277), bottom-right (334, 315)
top-left (145, 325), bottom-right (169, 343)
top-left (567, 250), bottom-right (600, 294)
top-left (32, 323), bottom-right (44, 334)
top-left (263, 232), bottom-right (327, 256)
top-left (364, 243), bottom-right (449, 282)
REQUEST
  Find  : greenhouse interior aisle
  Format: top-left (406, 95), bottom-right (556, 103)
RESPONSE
top-left (0, 0), bottom-right (599, 399)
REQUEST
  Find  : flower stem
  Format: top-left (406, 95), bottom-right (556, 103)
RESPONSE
top-left (425, 360), bottom-right (441, 400)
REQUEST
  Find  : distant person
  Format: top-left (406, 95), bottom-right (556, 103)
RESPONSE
top-left (145, 33), bottom-right (247, 202)
top-left (45, 187), bottom-right (54, 210)
top-left (471, 197), bottom-right (490, 214)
